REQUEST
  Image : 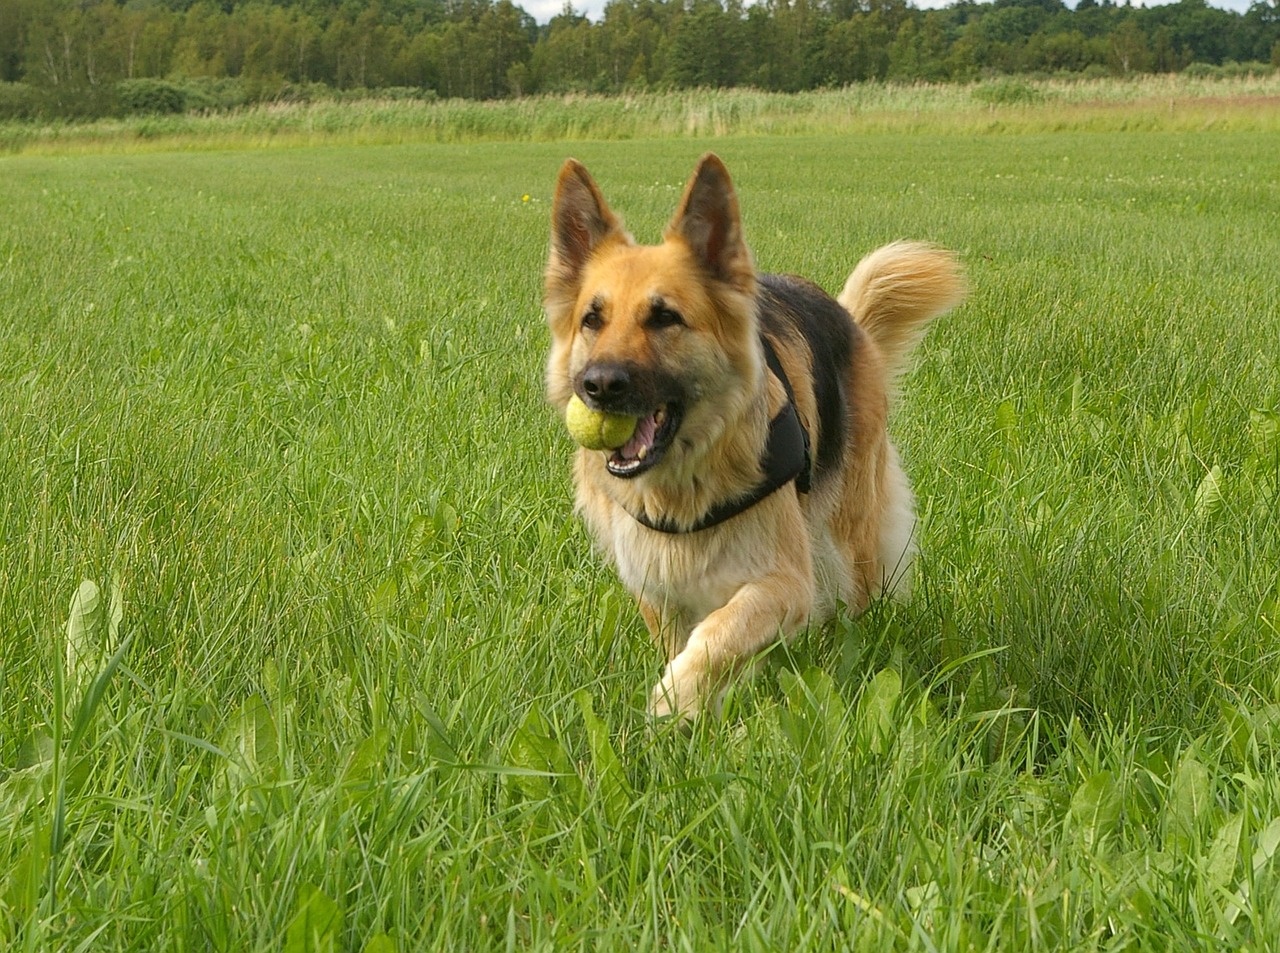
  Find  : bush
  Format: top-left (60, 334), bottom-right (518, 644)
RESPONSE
top-left (116, 79), bottom-right (187, 115)
top-left (971, 78), bottom-right (1045, 105)
top-left (1182, 60), bottom-right (1277, 79)
top-left (371, 86), bottom-right (439, 102)
top-left (168, 77), bottom-right (252, 112)
top-left (1219, 60), bottom-right (1275, 77)
top-left (0, 82), bottom-right (114, 120)
top-left (0, 82), bottom-right (45, 121)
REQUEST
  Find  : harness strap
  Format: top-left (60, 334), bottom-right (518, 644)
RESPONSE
top-left (632, 336), bottom-right (812, 535)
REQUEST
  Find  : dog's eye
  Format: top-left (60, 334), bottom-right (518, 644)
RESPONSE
top-left (649, 307), bottom-right (685, 329)
top-left (581, 310), bottom-right (603, 332)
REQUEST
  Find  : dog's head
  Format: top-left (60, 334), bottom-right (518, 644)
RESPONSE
top-left (544, 154), bottom-right (761, 481)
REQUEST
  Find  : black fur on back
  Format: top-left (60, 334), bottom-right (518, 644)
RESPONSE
top-left (757, 273), bottom-right (856, 480)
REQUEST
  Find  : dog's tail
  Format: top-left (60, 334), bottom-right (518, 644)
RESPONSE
top-left (837, 241), bottom-right (966, 379)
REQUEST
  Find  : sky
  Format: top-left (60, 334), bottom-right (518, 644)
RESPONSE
top-left (522, 0), bottom-right (1255, 25)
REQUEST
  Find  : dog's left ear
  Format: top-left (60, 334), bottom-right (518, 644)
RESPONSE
top-left (666, 154), bottom-right (754, 291)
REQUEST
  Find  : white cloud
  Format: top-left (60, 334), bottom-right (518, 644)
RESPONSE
top-left (525, 0), bottom-right (586, 21)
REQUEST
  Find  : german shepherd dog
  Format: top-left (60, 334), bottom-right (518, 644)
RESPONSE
top-left (545, 154), bottom-right (965, 721)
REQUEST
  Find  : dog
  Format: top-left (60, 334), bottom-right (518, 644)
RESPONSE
top-left (544, 153), bottom-right (965, 721)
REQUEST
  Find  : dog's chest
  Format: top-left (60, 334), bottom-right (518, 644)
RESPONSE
top-left (610, 522), bottom-right (772, 623)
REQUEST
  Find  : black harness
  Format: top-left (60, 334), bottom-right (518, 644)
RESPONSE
top-left (632, 337), bottom-right (812, 534)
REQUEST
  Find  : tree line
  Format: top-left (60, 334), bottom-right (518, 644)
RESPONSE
top-left (1, 0), bottom-right (1278, 118)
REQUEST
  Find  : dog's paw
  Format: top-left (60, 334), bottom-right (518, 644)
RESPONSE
top-left (648, 654), bottom-right (709, 723)
top-left (647, 681), bottom-right (689, 723)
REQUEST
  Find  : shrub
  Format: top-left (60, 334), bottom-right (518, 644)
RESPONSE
top-left (972, 78), bottom-right (1045, 105)
top-left (0, 82), bottom-right (46, 121)
top-left (372, 86), bottom-right (439, 102)
top-left (1219, 60), bottom-right (1275, 77)
top-left (1183, 60), bottom-right (1277, 79)
top-left (116, 79), bottom-right (187, 115)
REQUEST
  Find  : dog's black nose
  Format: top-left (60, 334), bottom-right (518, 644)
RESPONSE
top-left (581, 364), bottom-right (631, 403)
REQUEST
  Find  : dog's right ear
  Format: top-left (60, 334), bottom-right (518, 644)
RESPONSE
top-left (547, 160), bottom-right (625, 302)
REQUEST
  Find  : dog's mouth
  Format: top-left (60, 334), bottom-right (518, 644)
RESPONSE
top-left (607, 403), bottom-right (683, 479)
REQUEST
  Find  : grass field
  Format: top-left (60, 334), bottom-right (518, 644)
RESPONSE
top-left (2, 110), bottom-right (1280, 949)
top-left (4, 73), bottom-right (1280, 156)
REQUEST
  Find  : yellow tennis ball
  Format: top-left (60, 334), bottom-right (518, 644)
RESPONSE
top-left (565, 395), bottom-right (637, 450)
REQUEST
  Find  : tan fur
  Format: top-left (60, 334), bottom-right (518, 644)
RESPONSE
top-left (838, 241), bottom-right (968, 381)
top-left (545, 154), bottom-right (965, 721)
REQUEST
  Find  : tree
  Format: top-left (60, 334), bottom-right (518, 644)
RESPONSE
top-left (170, 3), bottom-right (230, 77)
top-left (1023, 29), bottom-right (1098, 72)
top-left (1109, 16), bottom-right (1151, 73)
top-left (595, 0), bottom-right (667, 91)
top-left (432, 0), bottom-right (531, 97)
top-left (1140, 0), bottom-right (1236, 64)
top-left (665, 0), bottom-right (743, 88)
top-left (888, 11), bottom-right (951, 81)
top-left (0, 0), bottom-right (1277, 115)
top-left (531, 6), bottom-right (598, 91)
top-left (1, 0), bottom-right (42, 82)
top-left (1239, 0), bottom-right (1280, 63)
top-left (821, 11), bottom-right (892, 84)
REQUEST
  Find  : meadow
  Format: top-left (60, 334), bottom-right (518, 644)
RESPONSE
top-left (2, 94), bottom-right (1280, 950)
top-left (4, 72), bottom-right (1280, 156)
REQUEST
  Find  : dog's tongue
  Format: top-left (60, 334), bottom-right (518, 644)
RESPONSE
top-left (616, 411), bottom-right (660, 461)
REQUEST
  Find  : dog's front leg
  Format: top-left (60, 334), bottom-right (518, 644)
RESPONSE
top-left (639, 600), bottom-right (693, 662)
top-left (649, 570), bottom-right (813, 721)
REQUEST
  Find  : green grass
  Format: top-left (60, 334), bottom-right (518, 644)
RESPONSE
top-left (4, 73), bottom-right (1280, 155)
top-left (2, 125), bottom-right (1279, 950)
